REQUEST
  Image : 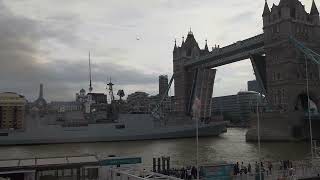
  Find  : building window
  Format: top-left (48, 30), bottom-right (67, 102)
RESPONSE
top-left (291, 8), bottom-right (296, 18)
top-left (273, 25), bottom-right (277, 33)
top-left (278, 10), bottom-right (281, 18)
top-left (276, 24), bottom-right (280, 33)
top-left (277, 73), bottom-right (281, 80)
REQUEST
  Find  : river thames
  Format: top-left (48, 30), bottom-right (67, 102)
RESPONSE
top-left (0, 128), bottom-right (310, 168)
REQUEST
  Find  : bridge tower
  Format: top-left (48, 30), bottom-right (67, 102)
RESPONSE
top-left (260, 0), bottom-right (320, 139)
top-left (173, 30), bottom-right (216, 119)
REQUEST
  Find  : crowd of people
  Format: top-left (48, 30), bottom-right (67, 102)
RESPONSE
top-left (160, 166), bottom-right (199, 179)
top-left (232, 160), bottom-right (297, 177)
top-left (161, 160), bottom-right (298, 179)
top-left (233, 161), bottom-right (273, 176)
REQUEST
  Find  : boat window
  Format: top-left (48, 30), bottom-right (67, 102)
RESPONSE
top-left (0, 133), bottom-right (8, 136)
top-left (115, 124), bottom-right (125, 129)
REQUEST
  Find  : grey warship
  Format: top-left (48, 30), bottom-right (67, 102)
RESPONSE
top-left (0, 51), bottom-right (227, 145)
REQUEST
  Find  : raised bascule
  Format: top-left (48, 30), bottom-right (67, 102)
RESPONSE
top-left (171, 0), bottom-right (320, 141)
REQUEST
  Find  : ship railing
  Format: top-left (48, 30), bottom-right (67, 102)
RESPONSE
top-left (104, 167), bottom-right (182, 180)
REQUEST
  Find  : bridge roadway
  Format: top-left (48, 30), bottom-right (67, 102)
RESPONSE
top-left (184, 34), bottom-right (265, 68)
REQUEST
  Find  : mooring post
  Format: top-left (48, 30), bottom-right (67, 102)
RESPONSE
top-left (167, 156), bottom-right (170, 171)
top-left (161, 156), bottom-right (166, 172)
top-left (153, 158), bottom-right (156, 172)
top-left (157, 157), bottom-right (161, 172)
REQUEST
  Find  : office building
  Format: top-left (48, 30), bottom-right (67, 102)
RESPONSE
top-left (0, 92), bottom-right (27, 130)
top-left (211, 91), bottom-right (263, 125)
top-left (159, 75), bottom-right (168, 98)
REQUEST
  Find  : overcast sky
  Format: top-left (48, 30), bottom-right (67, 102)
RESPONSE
top-left (0, 0), bottom-right (317, 101)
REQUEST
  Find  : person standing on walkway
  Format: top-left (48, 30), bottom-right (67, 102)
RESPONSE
top-left (234, 163), bottom-right (238, 175)
top-left (187, 167), bottom-right (192, 180)
top-left (268, 162), bottom-right (272, 174)
top-left (236, 162), bottom-right (240, 175)
top-left (240, 162), bottom-right (245, 175)
top-left (248, 163), bottom-right (252, 174)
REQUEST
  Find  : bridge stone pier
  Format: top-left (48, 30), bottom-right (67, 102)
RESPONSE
top-left (173, 0), bottom-right (320, 141)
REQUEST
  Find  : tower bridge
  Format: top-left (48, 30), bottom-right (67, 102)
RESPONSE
top-left (184, 34), bottom-right (265, 69)
top-left (169, 0), bottom-right (320, 141)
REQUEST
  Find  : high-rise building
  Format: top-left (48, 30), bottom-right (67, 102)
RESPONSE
top-left (159, 75), bottom-right (168, 97)
top-left (0, 92), bottom-right (27, 130)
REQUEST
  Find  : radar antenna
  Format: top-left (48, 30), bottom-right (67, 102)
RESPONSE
top-left (107, 77), bottom-right (115, 102)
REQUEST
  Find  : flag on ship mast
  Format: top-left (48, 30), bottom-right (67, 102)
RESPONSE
top-left (192, 97), bottom-right (201, 115)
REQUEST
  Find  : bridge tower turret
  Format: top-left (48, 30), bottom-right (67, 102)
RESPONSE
top-left (261, 0), bottom-right (320, 138)
top-left (310, 0), bottom-right (320, 25)
top-left (172, 30), bottom-right (216, 121)
top-left (173, 30), bottom-right (201, 113)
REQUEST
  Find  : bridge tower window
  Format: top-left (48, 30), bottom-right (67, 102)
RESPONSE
top-left (277, 73), bottom-right (281, 80)
top-left (291, 8), bottom-right (296, 18)
top-left (187, 48), bottom-right (192, 56)
top-left (296, 25), bottom-right (301, 33)
top-left (278, 10), bottom-right (281, 18)
top-left (282, 89), bottom-right (285, 103)
top-left (273, 72), bottom-right (276, 80)
top-left (274, 94), bottom-right (278, 105)
top-left (277, 90), bottom-right (281, 105)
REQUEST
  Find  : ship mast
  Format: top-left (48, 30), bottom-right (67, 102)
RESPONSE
top-left (107, 77), bottom-right (115, 102)
top-left (88, 52), bottom-right (93, 93)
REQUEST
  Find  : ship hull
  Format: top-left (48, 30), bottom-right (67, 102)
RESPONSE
top-left (0, 114), bottom-right (227, 145)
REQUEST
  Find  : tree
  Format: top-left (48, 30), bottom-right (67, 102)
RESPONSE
top-left (117, 90), bottom-right (125, 100)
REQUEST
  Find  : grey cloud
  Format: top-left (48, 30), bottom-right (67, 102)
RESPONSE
top-left (46, 59), bottom-right (157, 86)
top-left (228, 11), bottom-right (256, 24)
top-left (0, 0), bottom-right (157, 101)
